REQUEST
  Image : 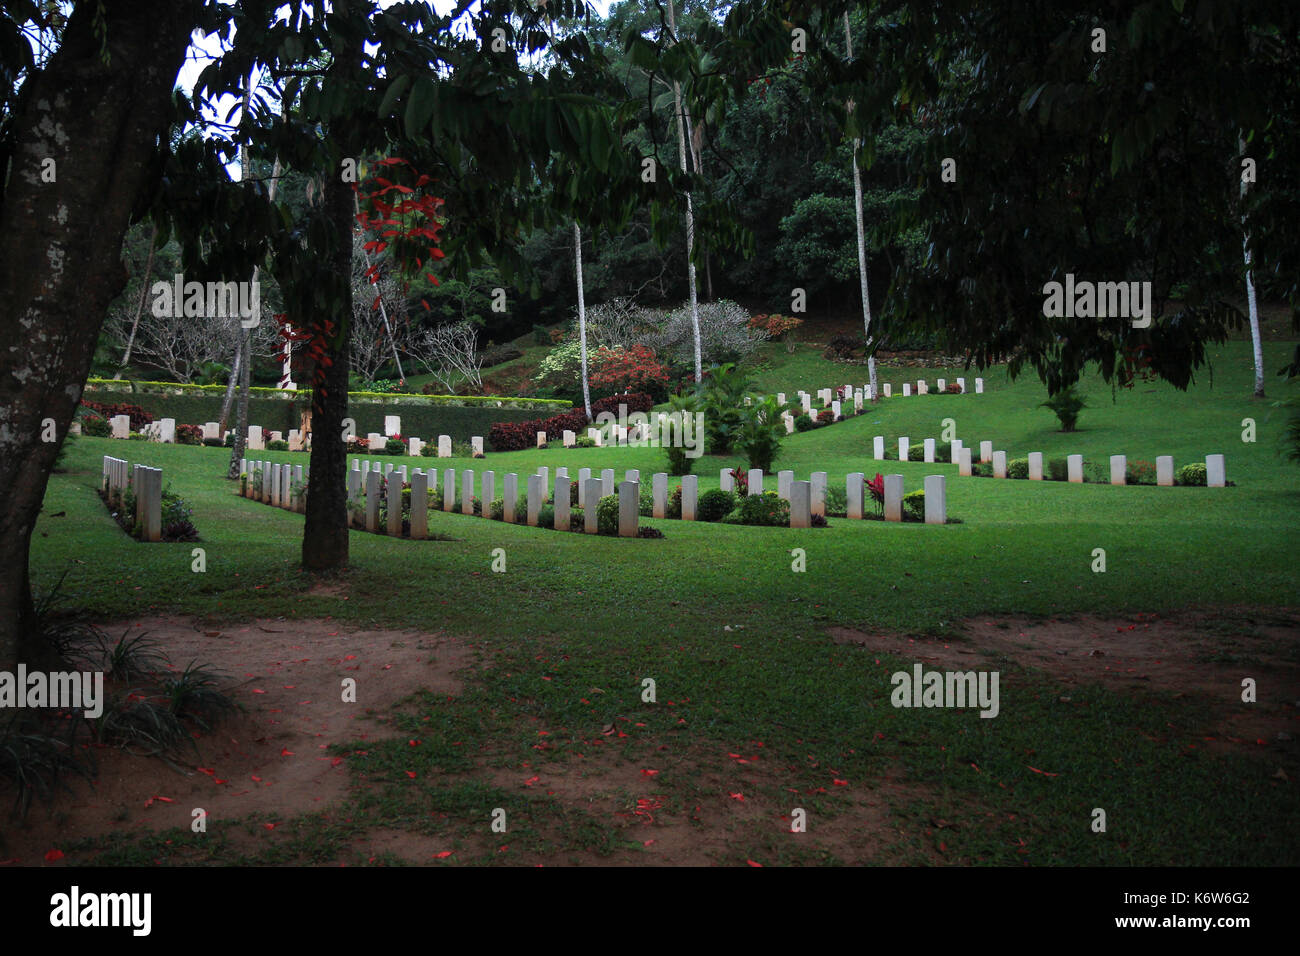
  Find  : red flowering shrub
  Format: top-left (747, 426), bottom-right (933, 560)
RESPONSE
top-left (81, 401), bottom-right (153, 430)
top-left (867, 473), bottom-right (885, 516)
top-left (488, 393), bottom-right (657, 452)
top-left (176, 424), bottom-right (203, 445)
top-left (730, 467), bottom-right (749, 496)
top-left (589, 345), bottom-right (670, 400)
top-left (747, 313), bottom-right (802, 339)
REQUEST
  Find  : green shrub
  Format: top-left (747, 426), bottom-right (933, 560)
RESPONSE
top-left (664, 392), bottom-right (698, 476)
top-left (1040, 386), bottom-right (1087, 431)
top-left (420, 442), bottom-right (436, 456)
top-left (596, 494), bottom-right (620, 535)
top-left (721, 491), bottom-right (790, 526)
top-left (737, 395), bottom-right (787, 474)
top-left (1177, 463), bottom-right (1207, 486)
top-left (489, 497), bottom-right (505, 520)
top-left (824, 486), bottom-right (847, 517)
top-left (903, 489), bottom-right (926, 521)
top-left (696, 488), bottom-right (735, 522)
top-left (81, 416), bottom-right (111, 437)
top-left (570, 507), bottom-right (585, 531)
top-left (1007, 457), bottom-right (1029, 479)
top-left (668, 484), bottom-right (683, 519)
top-left (538, 504), bottom-right (555, 528)
top-left (266, 439), bottom-right (289, 451)
top-left (907, 443), bottom-right (925, 462)
top-left (384, 438), bottom-right (406, 456)
top-left (794, 414), bottom-right (814, 432)
top-left (1046, 457), bottom-right (1070, 481)
top-left (639, 483), bottom-right (654, 517)
top-left (574, 435), bottom-right (596, 448)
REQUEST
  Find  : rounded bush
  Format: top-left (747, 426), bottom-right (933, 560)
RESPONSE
top-left (266, 439), bottom-right (289, 451)
top-left (574, 435), bottom-right (596, 448)
top-left (723, 491), bottom-right (789, 526)
top-left (596, 494), bottom-right (619, 535)
top-left (1177, 463), bottom-right (1207, 486)
top-left (81, 416), bottom-right (111, 437)
top-left (903, 489), bottom-right (926, 521)
top-left (794, 414), bottom-right (815, 432)
top-left (696, 488), bottom-right (736, 522)
top-left (907, 444), bottom-right (925, 462)
top-left (538, 504), bottom-right (555, 528)
top-left (1007, 457), bottom-right (1029, 479)
top-left (489, 497), bottom-right (505, 520)
top-left (1046, 457), bottom-right (1069, 481)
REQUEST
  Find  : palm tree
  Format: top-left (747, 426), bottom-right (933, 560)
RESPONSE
top-left (666, 0), bottom-right (703, 384)
top-left (574, 222), bottom-right (592, 422)
top-left (844, 13), bottom-right (878, 402)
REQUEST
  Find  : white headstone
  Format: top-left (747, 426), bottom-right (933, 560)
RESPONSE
top-left (365, 471), bottom-right (382, 532)
top-left (1110, 455), bottom-right (1126, 486)
top-left (1067, 454), bottom-right (1084, 483)
top-left (462, 470), bottom-right (475, 515)
top-left (1206, 454), bottom-right (1226, 487)
top-left (777, 470), bottom-right (793, 500)
top-left (481, 470), bottom-right (494, 509)
top-left (438, 435), bottom-right (452, 458)
top-left (563, 430), bottom-right (576, 447)
top-left (993, 451), bottom-right (1007, 479)
top-left (978, 441), bottom-right (992, 464)
top-left (831, 400), bottom-right (842, 421)
top-left (883, 384), bottom-right (892, 398)
top-left (902, 383), bottom-right (912, 397)
top-left (555, 477), bottom-right (571, 529)
top-left (601, 469), bottom-right (615, 498)
top-left (652, 473), bottom-right (667, 519)
top-left (443, 468), bottom-right (455, 511)
top-left (681, 475), bottom-right (698, 521)
top-left (1156, 455), bottom-right (1174, 487)
top-left (846, 472), bottom-right (865, 519)
top-left (409, 471), bottom-right (428, 539)
top-left (155, 418), bottom-right (175, 443)
top-left (387, 472), bottom-right (403, 535)
top-left (811, 472), bottom-right (827, 517)
top-left (937, 379), bottom-right (946, 391)
top-left (1028, 452), bottom-right (1043, 481)
top-left (916, 380), bottom-right (927, 396)
top-left (924, 438), bottom-right (936, 463)
top-left (898, 437), bottom-right (910, 461)
top-left (975, 378), bottom-right (984, 394)
top-left (409, 437), bottom-right (424, 457)
top-left (625, 469), bottom-right (640, 484)
top-left (577, 468), bottom-right (592, 507)
top-left (367, 432), bottom-right (385, 452)
top-left (384, 415), bottom-right (401, 437)
top-left (884, 475), bottom-right (904, 522)
top-left (956, 377), bottom-right (966, 393)
top-left (720, 468), bottom-right (735, 493)
top-left (959, 448), bottom-right (972, 477)
top-left (924, 475), bottom-right (946, 525)
top-left (790, 480), bottom-right (812, 528)
top-left (583, 479), bottom-right (601, 533)
top-left (247, 425), bottom-right (264, 450)
top-left (110, 415), bottom-right (131, 439)
top-left (527, 474), bottom-right (543, 526)
top-left (537, 431), bottom-right (547, 449)
top-left (951, 439), bottom-right (963, 466)
top-left (202, 422), bottom-right (220, 440)
top-left (471, 436), bottom-right (484, 458)
top-left (748, 468), bottom-right (763, 495)
top-left (503, 473), bottom-right (518, 523)
top-left (618, 481), bottom-right (639, 537)
top-left (873, 436), bottom-right (885, 460)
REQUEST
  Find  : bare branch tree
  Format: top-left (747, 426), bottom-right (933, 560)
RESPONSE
top-left (409, 320), bottom-right (483, 393)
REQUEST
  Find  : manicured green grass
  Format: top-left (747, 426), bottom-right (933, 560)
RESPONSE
top-left (30, 337), bottom-right (1300, 865)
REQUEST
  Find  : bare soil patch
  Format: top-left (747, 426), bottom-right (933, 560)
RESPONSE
top-left (1, 617), bottom-right (473, 865)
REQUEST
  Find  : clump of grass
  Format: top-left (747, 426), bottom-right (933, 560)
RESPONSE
top-left (0, 711), bottom-right (94, 820)
top-left (163, 662), bottom-right (239, 730)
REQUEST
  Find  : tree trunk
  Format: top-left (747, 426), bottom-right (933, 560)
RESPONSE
top-left (218, 333), bottom-right (242, 435)
top-left (575, 223), bottom-right (592, 421)
top-left (300, 170), bottom-right (353, 571)
top-left (666, 0), bottom-right (703, 384)
top-left (1239, 135), bottom-right (1264, 398)
top-left (0, 0), bottom-right (203, 670)
top-left (226, 327), bottom-right (252, 480)
top-left (844, 13), bottom-right (878, 401)
top-left (116, 221), bottom-right (158, 379)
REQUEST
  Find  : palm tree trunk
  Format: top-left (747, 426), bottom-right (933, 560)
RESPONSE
top-left (575, 223), bottom-right (592, 421)
top-left (667, 0), bottom-right (703, 383)
top-left (845, 13), bottom-right (878, 401)
top-left (1240, 135), bottom-right (1264, 398)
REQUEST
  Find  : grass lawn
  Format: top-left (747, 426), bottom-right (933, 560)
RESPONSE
top-left (18, 337), bottom-right (1300, 866)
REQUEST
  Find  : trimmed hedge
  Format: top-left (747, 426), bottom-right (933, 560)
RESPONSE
top-left (81, 378), bottom-right (567, 443)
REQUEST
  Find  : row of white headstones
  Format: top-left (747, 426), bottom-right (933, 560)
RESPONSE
top-left (754, 376), bottom-right (985, 433)
top-left (101, 456), bottom-right (164, 541)
top-left (238, 457), bottom-right (948, 533)
top-left (871, 436), bottom-right (1228, 486)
